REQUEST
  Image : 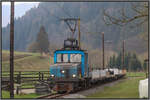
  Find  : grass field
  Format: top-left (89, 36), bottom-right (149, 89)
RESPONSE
top-left (87, 73), bottom-right (147, 98)
top-left (2, 90), bottom-right (41, 99)
top-left (2, 50), bottom-right (53, 98)
top-left (2, 50), bottom-right (54, 71)
top-left (2, 50), bottom-right (148, 98)
top-left (126, 72), bottom-right (146, 77)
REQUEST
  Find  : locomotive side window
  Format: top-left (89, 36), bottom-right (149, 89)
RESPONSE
top-left (70, 54), bottom-right (81, 62)
top-left (57, 54), bottom-right (62, 62)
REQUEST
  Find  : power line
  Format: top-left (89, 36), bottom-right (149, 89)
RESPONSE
top-left (56, 3), bottom-right (72, 18)
top-left (42, 6), bottom-right (61, 21)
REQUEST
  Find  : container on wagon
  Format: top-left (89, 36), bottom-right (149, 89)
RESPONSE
top-left (99, 70), bottom-right (106, 77)
top-left (91, 69), bottom-right (100, 79)
top-left (113, 68), bottom-right (119, 75)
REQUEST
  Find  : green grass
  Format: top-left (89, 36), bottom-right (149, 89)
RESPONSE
top-left (2, 50), bottom-right (54, 71)
top-left (2, 90), bottom-right (41, 98)
top-left (126, 72), bottom-right (146, 77)
top-left (2, 71), bottom-right (50, 89)
top-left (87, 76), bottom-right (146, 98)
top-left (2, 50), bottom-right (34, 62)
top-left (2, 50), bottom-right (52, 96)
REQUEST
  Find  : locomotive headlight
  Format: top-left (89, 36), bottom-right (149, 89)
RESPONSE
top-left (51, 74), bottom-right (54, 77)
top-left (61, 70), bottom-right (65, 73)
top-left (72, 74), bottom-right (76, 78)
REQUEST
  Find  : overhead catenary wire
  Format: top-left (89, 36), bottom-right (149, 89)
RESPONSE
top-left (42, 3), bottom-right (91, 35)
top-left (42, 3), bottom-right (98, 47)
top-left (55, 3), bottom-right (73, 18)
top-left (42, 6), bottom-right (61, 21)
top-left (42, 3), bottom-right (75, 22)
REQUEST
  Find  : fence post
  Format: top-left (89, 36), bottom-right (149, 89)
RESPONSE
top-left (42, 73), bottom-right (44, 81)
top-left (39, 72), bottom-right (41, 81)
top-left (16, 85), bottom-right (21, 95)
top-left (17, 72), bottom-right (21, 84)
top-left (19, 72), bottom-right (21, 84)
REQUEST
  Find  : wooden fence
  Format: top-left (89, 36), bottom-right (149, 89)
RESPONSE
top-left (2, 71), bottom-right (50, 90)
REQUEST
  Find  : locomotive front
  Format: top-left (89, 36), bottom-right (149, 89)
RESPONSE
top-left (49, 39), bottom-right (89, 93)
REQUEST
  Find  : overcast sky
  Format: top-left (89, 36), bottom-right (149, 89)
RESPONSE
top-left (3, 2), bottom-right (39, 5)
top-left (2, 2), bottom-right (39, 27)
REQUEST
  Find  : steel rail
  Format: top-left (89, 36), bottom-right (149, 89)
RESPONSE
top-left (37, 93), bottom-right (68, 99)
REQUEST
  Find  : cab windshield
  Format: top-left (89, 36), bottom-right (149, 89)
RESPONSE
top-left (70, 54), bottom-right (81, 62)
top-left (57, 53), bottom-right (81, 63)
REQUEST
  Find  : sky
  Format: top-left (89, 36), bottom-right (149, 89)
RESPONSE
top-left (2, 2), bottom-right (39, 6)
top-left (2, 2), bottom-right (39, 27)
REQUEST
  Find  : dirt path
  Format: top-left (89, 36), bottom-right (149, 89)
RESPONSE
top-left (14, 89), bottom-right (35, 94)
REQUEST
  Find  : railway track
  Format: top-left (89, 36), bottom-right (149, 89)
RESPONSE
top-left (37, 93), bottom-right (68, 99)
top-left (36, 75), bottom-right (125, 99)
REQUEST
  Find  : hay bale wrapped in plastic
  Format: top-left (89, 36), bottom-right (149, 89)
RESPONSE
top-left (139, 78), bottom-right (148, 98)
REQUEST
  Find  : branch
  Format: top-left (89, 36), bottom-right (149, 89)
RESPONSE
top-left (103, 7), bottom-right (148, 27)
top-left (131, 3), bottom-right (147, 15)
top-left (130, 17), bottom-right (148, 28)
top-left (120, 8), bottom-right (130, 20)
top-left (103, 9), bottom-right (124, 26)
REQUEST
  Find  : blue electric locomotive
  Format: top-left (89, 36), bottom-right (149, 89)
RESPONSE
top-left (47, 18), bottom-right (126, 93)
top-left (49, 38), bottom-right (91, 93)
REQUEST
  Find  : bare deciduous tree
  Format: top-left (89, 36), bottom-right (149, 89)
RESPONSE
top-left (103, 2), bottom-right (148, 27)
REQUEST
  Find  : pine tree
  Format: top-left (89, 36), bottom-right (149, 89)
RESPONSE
top-left (143, 62), bottom-right (147, 71)
top-left (108, 56), bottom-right (113, 68)
top-left (129, 53), bottom-right (142, 71)
top-left (36, 26), bottom-right (50, 54)
top-left (108, 52), bottom-right (142, 71)
top-left (116, 53), bottom-right (121, 68)
top-left (112, 54), bottom-right (116, 67)
top-left (108, 54), bottom-right (116, 68)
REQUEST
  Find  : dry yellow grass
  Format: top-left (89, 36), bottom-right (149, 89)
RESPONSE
top-left (2, 50), bottom-right (54, 71)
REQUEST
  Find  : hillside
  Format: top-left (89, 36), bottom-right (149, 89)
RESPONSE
top-left (2, 2), bottom-right (148, 54)
top-left (2, 3), bottom-right (39, 27)
top-left (2, 50), bottom-right (53, 71)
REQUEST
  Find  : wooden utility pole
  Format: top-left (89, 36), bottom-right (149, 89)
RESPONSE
top-left (122, 40), bottom-right (125, 69)
top-left (105, 41), bottom-right (112, 69)
top-left (87, 31), bottom-right (105, 69)
top-left (102, 32), bottom-right (105, 69)
top-left (10, 0), bottom-right (14, 98)
top-left (78, 18), bottom-right (81, 48)
top-left (0, 2), bottom-right (1, 98)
